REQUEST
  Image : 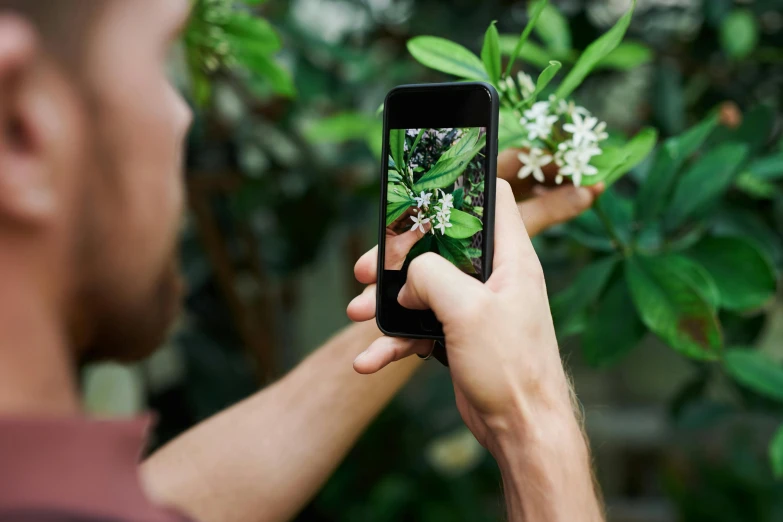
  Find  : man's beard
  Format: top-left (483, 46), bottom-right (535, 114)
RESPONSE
top-left (77, 256), bottom-right (184, 363)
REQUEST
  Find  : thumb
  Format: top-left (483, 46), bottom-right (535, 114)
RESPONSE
top-left (385, 222), bottom-right (430, 270)
top-left (397, 252), bottom-right (486, 322)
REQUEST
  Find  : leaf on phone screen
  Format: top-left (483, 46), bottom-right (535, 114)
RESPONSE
top-left (389, 129), bottom-right (406, 173)
top-left (452, 188), bottom-right (465, 209)
top-left (436, 234), bottom-right (476, 273)
top-left (445, 209), bottom-right (483, 239)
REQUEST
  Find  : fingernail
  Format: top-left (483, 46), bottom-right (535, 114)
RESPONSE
top-left (576, 186), bottom-right (593, 204)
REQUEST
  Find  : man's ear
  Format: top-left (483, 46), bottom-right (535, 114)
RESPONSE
top-left (0, 15), bottom-right (56, 226)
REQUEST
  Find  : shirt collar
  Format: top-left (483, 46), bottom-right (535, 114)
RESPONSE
top-left (0, 415), bottom-right (182, 522)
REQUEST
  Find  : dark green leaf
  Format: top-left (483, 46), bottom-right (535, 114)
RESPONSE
top-left (666, 143), bottom-right (749, 230)
top-left (407, 234), bottom-right (434, 263)
top-left (445, 208), bottom-right (483, 239)
top-left (500, 37), bottom-right (563, 69)
top-left (583, 127), bottom-right (658, 187)
top-left (389, 129), bottom-right (406, 174)
top-left (582, 274), bottom-right (646, 367)
top-left (636, 113), bottom-right (720, 226)
top-left (625, 256), bottom-right (722, 360)
top-left (533, 3), bottom-right (571, 54)
top-left (724, 349), bottom-right (783, 402)
top-left (720, 9), bottom-right (759, 60)
top-left (664, 255), bottom-right (721, 310)
top-left (687, 237), bottom-right (776, 311)
top-left (551, 256), bottom-right (619, 328)
top-left (735, 171), bottom-right (780, 199)
top-left (453, 187), bottom-right (465, 209)
top-left (481, 21), bottom-right (501, 86)
top-left (415, 135), bottom-right (485, 191)
top-left (305, 112), bottom-right (377, 142)
top-left (746, 153), bottom-right (783, 180)
top-left (770, 424), bottom-right (783, 478)
top-left (386, 200), bottom-right (412, 226)
top-left (652, 61), bottom-right (685, 135)
top-left (504, 0), bottom-right (549, 76)
top-left (435, 234), bottom-right (476, 273)
top-left (410, 128), bottom-right (426, 156)
top-left (554, 0), bottom-right (637, 99)
top-left (408, 36), bottom-right (488, 81)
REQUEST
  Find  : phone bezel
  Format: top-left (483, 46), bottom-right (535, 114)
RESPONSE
top-left (376, 82), bottom-right (499, 340)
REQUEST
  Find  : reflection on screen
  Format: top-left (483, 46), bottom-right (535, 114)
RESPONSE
top-left (384, 127), bottom-right (487, 275)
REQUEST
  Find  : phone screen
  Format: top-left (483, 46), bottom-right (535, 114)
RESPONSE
top-left (377, 83), bottom-right (498, 340)
top-left (384, 127), bottom-right (488, 275)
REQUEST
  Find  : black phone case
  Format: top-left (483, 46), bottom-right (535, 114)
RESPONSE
top-left (376, 82), bottom-right (500, 343)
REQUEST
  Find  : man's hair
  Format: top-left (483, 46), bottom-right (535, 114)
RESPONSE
top-left (0, 1), bottom-right (107, 65)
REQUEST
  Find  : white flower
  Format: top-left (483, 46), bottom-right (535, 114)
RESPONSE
top-left (434, 217), bottom-right (453, 235)
top-left (559, 155), bottom-right (598, 187)
top-left (523, 101), bottom-right (551, 121)
top-left (561, 140), bottom-right (603, 164)
top-left (593, 121), bottom-right (609, 142)
top-left (550, 95), bottom-right (592, 118)
top-left (440, 193), bottom-right (454, 210)
top-left (414, 190), bottom-right (433, 208)
top-left (517, 72), bottom-right (535, 97)
top-left (410, 211), bottom-right (430, 233)
top-left (525, 114), bottom-right (558, 141)
top-left (517, 148), bottom-right (553, 182)
top-left (563, 113), bottom-right (601, 147)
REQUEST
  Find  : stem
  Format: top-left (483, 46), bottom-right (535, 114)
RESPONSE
top-left (593, 197), bottom-right (630, 256)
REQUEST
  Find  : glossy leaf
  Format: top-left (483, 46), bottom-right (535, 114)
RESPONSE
top-left (687, 237), bottom-right (776, 312)
top-left (481, 21), bottom-right (501, 86)
top-left (666, 143), bottom-right (749, 229)
top-left (504, 0), bottom-right (549, 76)
top-left (724, 349), bottom-right (783, 402)
top-left (389, 129), bottom-right (406, 175)
top-left (625, 256), bottom-right (722, 360)
top-left (551, 256), bottom-right (619, 328)
top-left (583, 127), bottom-right (658, 187)
top-left (582, 274), bottom-right (646, 367)
top-left (663, 255), bottom-right (720, 310)
top-left (444, 209), bottom-right (483, 239)
top-left (635, 113), bottom-right (719, 226)
top-left (533, 3), bottom-right (571, 54)
top-left (554, 0), bottom-right (636, 99)
top-left (435, 234), bottom-right (476, 273)
top-left (415, 135), bottom-right (485, 191)
top-left (408, 36), bottom-right (488, 81)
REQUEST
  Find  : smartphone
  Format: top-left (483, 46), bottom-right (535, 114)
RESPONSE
top-left (376, 82), bottom-right (499, 340)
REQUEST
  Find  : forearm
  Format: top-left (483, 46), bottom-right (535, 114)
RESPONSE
top-left (141, 321), bottom-right (421, 522)
top-left (490, 386), bottom-right (604, 522)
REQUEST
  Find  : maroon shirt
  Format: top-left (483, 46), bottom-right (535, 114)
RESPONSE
top-left (0, 417), bottom-right (190, 522)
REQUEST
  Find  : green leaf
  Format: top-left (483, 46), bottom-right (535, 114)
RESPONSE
top-left (407, 234), bottom-right (434, 263)
top-left (518, 61), bottom-right (562, 108)
top-left (466, 247), bottom-right (482, 259)
top-left (435, 234), bottom-right (476, 273)
top-left (735, 171), bottom-right (780, 199)
top-left (666, 143), bottom-right (749, 229)
top-left (223, 12), bottom-right (281, 53)
top-left (410, 128), bottom-right (426, 156)
top-left (625, 256), bottom-right (722, 360)
top-left (533, 3), bottom-right (571, 54)
top-left (504, 0), bottom-right (549, 76)
top-left (387, 183), bottom-right (411, 202)
top-left (595, 41), bottom-right (653, 70)
top-left (635, 112), bottom-right (720, 226)
top-left (389, 129), bottom-right (406, 174)
top-left (720, 9), bottom-right (759, 60)
top-left (582, 127), bottom-right (658, 187)
top-left (408, 36), bottom-right (488, 81)
top-left (554, 0), bottom-right (637, 99)
top-left (481, 21), bottom-right (501, 86)
top-left (305, 112), bottom-right (377, 143)
top-left (746, 153), bottom-right (783, 180)
top-left (770, 425), bottom-right (783, 479)
top-left (453, 187), bottom-right (465, 209)
top-left (663, 255), bottom-right (720, 310)
top-left (499, 108), bottom-right (528, 150)
top-left (582, 274), bottom-right (646, 367)
top-left (724, 349), bottom-right (783, 402)
top-left (386, 200), bottom-right (412, 226)
top-left (687, 237), bottom-right (776, 312)
top-left (551, 256), bottom-right (619, 329)
top-left (239, 50), bottom-right (296, 97)
top-left (415, 135), bottom-right (485, 191)
top-left (444, 208), bottom-right (483, 239)
top-left (440, 128), bottom-right (483, 160)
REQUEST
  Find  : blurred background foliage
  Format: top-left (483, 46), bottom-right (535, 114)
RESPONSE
top-left (80, 0), bottom-right (783, 520)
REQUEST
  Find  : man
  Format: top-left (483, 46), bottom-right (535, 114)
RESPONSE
top-left (0, 1), bottom-right (606, 521)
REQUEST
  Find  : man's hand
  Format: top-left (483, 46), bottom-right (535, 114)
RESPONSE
top-left (348, 150), bottom-right (604, 372)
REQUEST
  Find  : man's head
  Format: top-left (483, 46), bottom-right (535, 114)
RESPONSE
top-left (0, 1), bottom-right (192, 362)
